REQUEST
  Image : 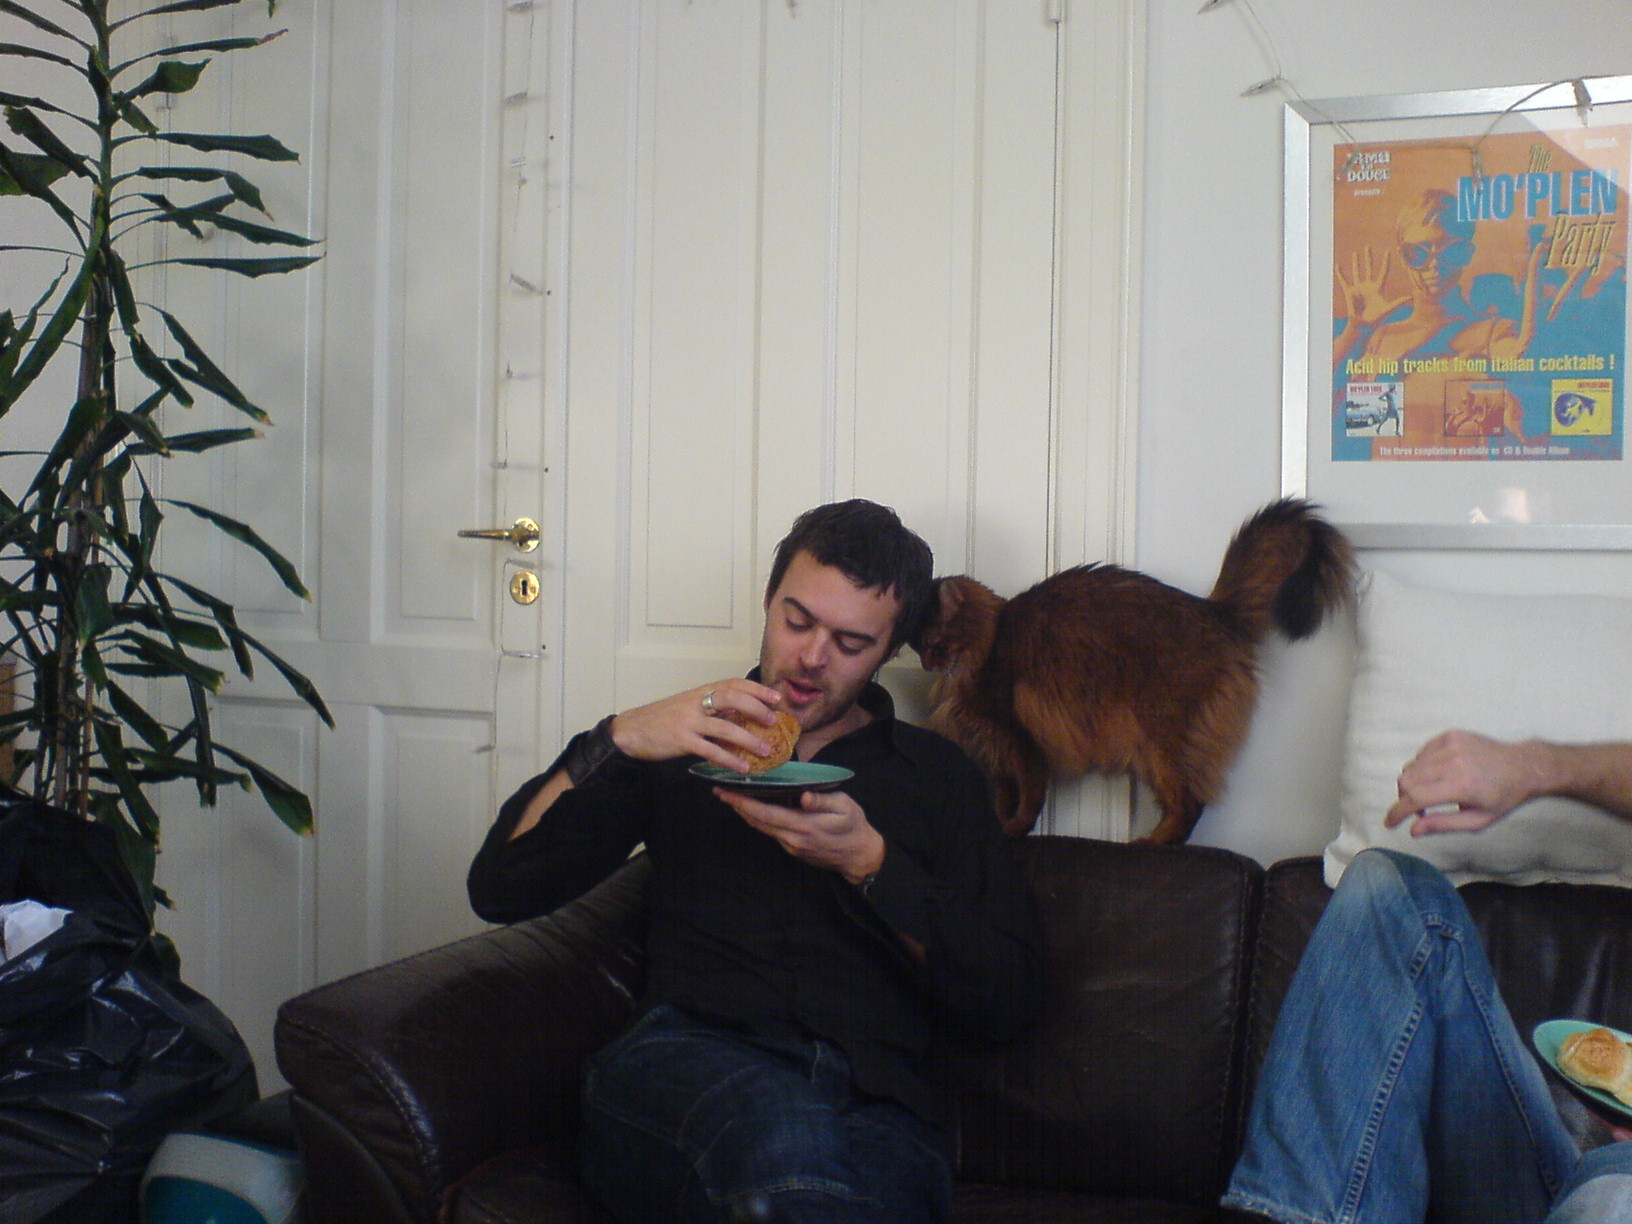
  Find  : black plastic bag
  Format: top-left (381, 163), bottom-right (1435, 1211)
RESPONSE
top-left (0, 798), bottom-right (258, 1224)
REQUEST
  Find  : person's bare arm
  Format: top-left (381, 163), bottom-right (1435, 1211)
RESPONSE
top-left (1385, 730), bottom-right (1632, 836)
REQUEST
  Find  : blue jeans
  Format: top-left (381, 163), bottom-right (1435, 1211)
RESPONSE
top-left (578, 1005), bottom-right (952, 1224)
top-left (1223, 848), bottom-right (1632, 1224)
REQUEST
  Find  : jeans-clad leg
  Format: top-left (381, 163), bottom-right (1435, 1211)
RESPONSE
top-left (1546, 1142), bottom-right (1632, 1222)
top-left (578, 1005), bottom-right (952, 1224)
top-left (1222, 848), bottom-right (1578, 1224)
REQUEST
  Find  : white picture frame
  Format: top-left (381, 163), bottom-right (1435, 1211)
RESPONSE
top-left (1282, 76), bottom-right (1632, 550)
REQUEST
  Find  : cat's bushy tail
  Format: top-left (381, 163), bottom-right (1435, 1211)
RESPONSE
top-left (1207, 498), bottom-right (1356, 642)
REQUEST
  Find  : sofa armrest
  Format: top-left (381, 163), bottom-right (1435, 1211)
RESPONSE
top-left (274, 855), bottom-right (650, 1224)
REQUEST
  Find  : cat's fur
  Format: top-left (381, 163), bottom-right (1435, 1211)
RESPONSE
top-left (911, 498), bottom-right (1356, 842)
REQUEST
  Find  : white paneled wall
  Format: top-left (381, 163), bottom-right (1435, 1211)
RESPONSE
top-left (557, 2), bottom-right (1142, 778)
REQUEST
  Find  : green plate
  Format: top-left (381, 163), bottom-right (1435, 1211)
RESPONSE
top-left (688, 761), bottom-right (853, 800)
top-left (1533, 1018), bottom-right (1632, 1124)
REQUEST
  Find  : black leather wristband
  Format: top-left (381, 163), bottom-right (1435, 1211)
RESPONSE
top-left (563, 715), bottom-right (625, 786)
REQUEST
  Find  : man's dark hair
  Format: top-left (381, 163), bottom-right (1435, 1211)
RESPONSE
top-left (766, 499), bottom-right (935, 655)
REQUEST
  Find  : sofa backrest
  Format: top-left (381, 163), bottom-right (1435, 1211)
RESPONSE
top-left (935, 835), bottom-right (1262, 1206)
top-left (1468, 876), bottom-right (1632, 1149)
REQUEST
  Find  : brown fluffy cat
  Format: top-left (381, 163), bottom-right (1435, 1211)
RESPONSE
top-left (911, 498), bottom-right (1355, 842)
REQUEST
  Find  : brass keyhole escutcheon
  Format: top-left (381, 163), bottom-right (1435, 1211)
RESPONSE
top-left (510, 571), bottom-right (540, 605)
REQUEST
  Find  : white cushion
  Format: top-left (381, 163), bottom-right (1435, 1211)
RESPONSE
top-left (1324, 570), bottom-right (1632, 888)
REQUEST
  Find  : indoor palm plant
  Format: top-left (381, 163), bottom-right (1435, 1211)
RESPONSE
top-left (0, 0), bottom-right (330, 921)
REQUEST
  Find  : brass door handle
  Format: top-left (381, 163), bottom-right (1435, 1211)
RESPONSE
top-left (457, 517), bottom-right (540, 553)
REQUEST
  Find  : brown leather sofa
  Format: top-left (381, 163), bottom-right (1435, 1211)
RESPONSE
top-left (274, 836), bottom-right (1632, 1223)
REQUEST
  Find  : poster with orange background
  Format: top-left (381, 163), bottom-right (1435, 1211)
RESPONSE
top-left (1330, 122), bottom-right (1627, 463)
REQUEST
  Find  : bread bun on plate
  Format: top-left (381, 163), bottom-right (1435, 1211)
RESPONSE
top-left (721, 709), bottom-right (800, 773)
top-left (1558, 1026), bottom-right (1632, 1105)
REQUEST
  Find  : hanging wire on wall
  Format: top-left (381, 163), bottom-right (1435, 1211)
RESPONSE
top-left (1199, 0), bottom-right (1606, 185)
top-left (497, 0), bottom-right (547, 478)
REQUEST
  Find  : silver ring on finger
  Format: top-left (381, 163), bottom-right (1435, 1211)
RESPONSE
top-left (701, 690), bottom-right (717, 716)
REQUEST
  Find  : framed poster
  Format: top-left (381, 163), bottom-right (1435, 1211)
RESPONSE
top-left (1282, 76), bottom-right (1632, 549)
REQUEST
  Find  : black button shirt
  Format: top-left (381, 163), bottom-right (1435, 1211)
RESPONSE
top-left (467, 681), bottom-right (1044, 1126)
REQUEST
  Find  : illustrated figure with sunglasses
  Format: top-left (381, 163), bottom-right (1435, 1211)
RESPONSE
top-left (1334, 187), bottom-right (1544, 375)
top-left (1332, 187), bottom-right (1544, 447)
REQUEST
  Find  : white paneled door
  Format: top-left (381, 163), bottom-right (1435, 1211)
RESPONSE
top-left (154, 0), bottom-right (563, 1085)
top-left (154, 0), bottom-right (1142, 1088)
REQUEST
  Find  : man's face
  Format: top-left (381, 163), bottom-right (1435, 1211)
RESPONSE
top-left (758, 550), bottom-right (901, 741)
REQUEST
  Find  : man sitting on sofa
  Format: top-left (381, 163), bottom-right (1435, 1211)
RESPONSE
top-left (1224, 729), bottom-right (1632, 1224)
top-left (467, 499), bottom-right (1044, 1224)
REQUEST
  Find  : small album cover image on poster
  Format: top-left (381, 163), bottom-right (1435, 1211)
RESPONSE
top-left (1342, 381), bottom-right (1403, 436)
top-left (1444, 379), bottom-right (1515, 437)
top-left (1551, 378), bottom-right (1616, 435)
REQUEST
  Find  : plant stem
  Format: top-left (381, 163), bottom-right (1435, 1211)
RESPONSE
top-left (47, 7), bottom-right (117, 819)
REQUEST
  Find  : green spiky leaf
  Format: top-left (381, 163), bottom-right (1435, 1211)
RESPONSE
top-left (75, 563), bottom-right (115, 642)
top-left (114, 602), bottom-right (227, 652)
top-left (115, 0), bottom-right (252, 24)
top-left (127, 60), bottom-right (209, 100)
top-left (156, 309), bottom-right (266, 421)
top-left (127, 329), bottom-right (195, 406)
top-left (164, 574), bottom-right (254, 677)
top-left (93, 718), bottom-right (162, 840)
top-left (216, 743), bottom-right (313, 836)
top-left (125, 427), bottom-right (260, 458)
top-left (0, 139), bottom-right (80, 233)
top-left (0, 2), bottom-right (83, 46)
top-left (108, 631), bottom-right (226, 693)
top-left (114, 38), bottom-right (276, 78)
top-left (129, 166), bottom-right (268, 214)
top-left (0, 148), bottom-right (69, 194)
top-left (5, 105), bottom-right (90, 179)
top-left (244, 631), bottom-right (334, 728)
top-left (0, 239), bottom-right (93, 416)
top-left (104, 679), bottom-right (168, 751)
top-left (166, 254), bottom-right (320, 278)
top-left (154, 130), bottom-right (300, 162)
top-left (136, 191), bottom-right (234, 239)
top-left (169, 499), bottom-right (309, 598)
top-left (114, 95), bottom-right (158, 137)
top-left (113, 410), bottom-right (170, 456)
top-left (0, 43), bottom-right (78, 71)
top-left (206, 210), bottom-right (317, 248)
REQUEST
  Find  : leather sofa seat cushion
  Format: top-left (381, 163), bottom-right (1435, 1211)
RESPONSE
top-left (940, 837), bottom-right (1259, 1205)
top-left (950, 1182), bottom-right (1265, 1223)
top-left (447, 1148), bottom-right (614, 1224)
top-left (448, 1157), bottom-right (1250, 1224)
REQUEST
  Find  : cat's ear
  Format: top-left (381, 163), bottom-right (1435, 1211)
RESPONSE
top-left (938, 576), bottom-right (965, 620)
